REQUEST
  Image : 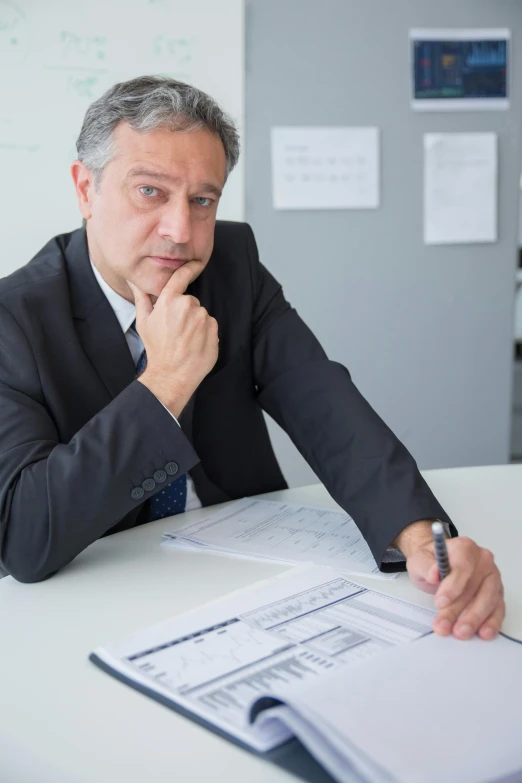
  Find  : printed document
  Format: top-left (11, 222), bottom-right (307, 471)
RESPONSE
top-left (91, 565), bottom-right (522, 783)
top-left (91, 566), bottom-right (434, 752)
top-left (424, 132), bottom-right (497, 245)
top-left (163, 498), bottom-right (396, 579)
top-left (271, 126), bottom-right (379, 210)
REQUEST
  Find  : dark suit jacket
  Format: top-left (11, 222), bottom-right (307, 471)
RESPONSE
top-left (0, 222), bottom-right (453, 582)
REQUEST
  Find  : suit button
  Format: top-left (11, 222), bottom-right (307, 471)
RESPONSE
top-left (131, 487), bottom-right (145, 501)
top-left (165, 461), bottom-right (179, 476)
top-left (142, 478), bottom-right (156, 492)
top-left (153, 470), bottom-right (167, 483)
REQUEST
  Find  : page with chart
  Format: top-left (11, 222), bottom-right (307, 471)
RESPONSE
top-left (91, 567), bottom-right (434, 752)
top-left (163, 498), bottom-right (396, 579)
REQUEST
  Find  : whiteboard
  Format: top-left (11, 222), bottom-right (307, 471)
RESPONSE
top-left (0, 0), bottom-right (244, 274)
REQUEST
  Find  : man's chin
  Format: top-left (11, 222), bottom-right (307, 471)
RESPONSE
top-left (139, 266), bottom-right (175, 301)
top-left (139, 256), bottom-right (204, 300)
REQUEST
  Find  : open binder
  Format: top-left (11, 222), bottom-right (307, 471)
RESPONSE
top-left (90, 651), bottom-right (336, 783)
top-left (90, 566), bottom-right (522, 783)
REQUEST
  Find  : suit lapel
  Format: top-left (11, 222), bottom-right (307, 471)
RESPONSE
top-left (75, 305), bottom-right (136, 399)
top-left (64, 228), bottom-right (197, 443)
top-left (65, 229), bottom-right (136, 399)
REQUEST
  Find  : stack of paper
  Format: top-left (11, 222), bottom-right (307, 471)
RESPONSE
top-left (162, 498), bottom-right (396, 579)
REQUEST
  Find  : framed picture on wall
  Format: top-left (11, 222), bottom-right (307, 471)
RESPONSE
top-left (410, 28), bottom-right (510, 111)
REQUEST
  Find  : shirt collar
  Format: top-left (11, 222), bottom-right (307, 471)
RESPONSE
top-left (89, 257), bottom-right (136, 334)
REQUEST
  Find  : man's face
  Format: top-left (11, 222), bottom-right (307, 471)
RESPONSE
top-left (72, 122), bottom-right (226, 300)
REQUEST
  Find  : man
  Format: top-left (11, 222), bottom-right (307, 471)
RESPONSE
top-left (0, 76), bottom-right (503, 641)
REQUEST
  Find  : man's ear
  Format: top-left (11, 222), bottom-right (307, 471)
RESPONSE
top-left (71, 160), bottom-right (94, 220)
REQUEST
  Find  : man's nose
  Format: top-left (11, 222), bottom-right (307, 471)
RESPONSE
top-left (157, 199), bottom-right (191, 245)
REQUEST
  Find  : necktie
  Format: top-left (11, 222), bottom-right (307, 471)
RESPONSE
top-left (133, 322), bottom-right (187, 520)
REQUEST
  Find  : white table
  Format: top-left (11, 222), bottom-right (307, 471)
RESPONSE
top-left (1, 465), bottom-right (521, 783)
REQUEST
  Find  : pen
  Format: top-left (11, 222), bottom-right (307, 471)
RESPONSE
top-left (431, 521), bottom-right (450, 581)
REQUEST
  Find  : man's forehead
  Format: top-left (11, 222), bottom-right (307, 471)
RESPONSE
top-left (113, 122), bottom-right (225, 162)
top-left (107, 122), bottom-right (226, 187)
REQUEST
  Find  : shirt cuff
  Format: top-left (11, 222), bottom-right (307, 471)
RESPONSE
top-left (158, 400), bottom-right (181, 427)
top-left (381, 520), bottom-right (452, 565)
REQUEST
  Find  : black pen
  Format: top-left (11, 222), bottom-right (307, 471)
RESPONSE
top-left (431, 521), bottom-right (450, 580)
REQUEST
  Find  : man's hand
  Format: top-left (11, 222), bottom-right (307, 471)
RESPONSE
top-left (395, 521), bottom-right (505, 641)
top-left (127, 262), bottom-right (219, 419)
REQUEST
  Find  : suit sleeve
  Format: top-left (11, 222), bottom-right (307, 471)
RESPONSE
top-left (246, 225), bottom-right (456, 567)
top-left (0, 305), bottom-right (200, 583)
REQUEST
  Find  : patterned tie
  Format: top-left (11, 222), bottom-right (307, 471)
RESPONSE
top-left (133, 322), bottom-right (187, 520)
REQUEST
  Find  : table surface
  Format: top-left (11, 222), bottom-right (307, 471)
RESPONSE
top-left (1, 464), bottom-right (521, 783)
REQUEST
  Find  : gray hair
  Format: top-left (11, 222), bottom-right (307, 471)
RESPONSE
top-left (76, 75), bottom-right (240, 186)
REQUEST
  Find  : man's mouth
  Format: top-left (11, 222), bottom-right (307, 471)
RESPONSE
top-left (149, 256), bottom-right (189, 269)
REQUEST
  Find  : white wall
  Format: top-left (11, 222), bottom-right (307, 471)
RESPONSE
top-left (0, 0), bottom-right (245, 274)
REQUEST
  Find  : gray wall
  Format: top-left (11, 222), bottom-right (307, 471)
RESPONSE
top-left (519, 180), bottom-right (522, 246)
top-left (246, 0), bottom-right (522, 487)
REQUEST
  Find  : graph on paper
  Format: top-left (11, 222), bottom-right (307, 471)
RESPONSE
top-left (115, 569), bottom-right (434, 737)
top-left (127, 619), bottom-right (292, 694)
top-left (242, 578), bottom-right (363, 629)
top-left (164, 498), bottom-right (394, 578)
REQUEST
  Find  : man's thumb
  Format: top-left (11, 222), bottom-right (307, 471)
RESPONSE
top-left (426, 561), bottom-right (441, 585)
top-left (406, 546), bottom-right (440, 594)
top-left (126, 280), bottom-right (153, 321)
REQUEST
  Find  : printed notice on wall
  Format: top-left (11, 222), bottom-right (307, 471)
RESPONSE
top-left (411, 28), bottom-right (510, 111)
top-left (424, 132), bottom-right (497, 245)
top-left (271, 127), bottom-right (380, 210)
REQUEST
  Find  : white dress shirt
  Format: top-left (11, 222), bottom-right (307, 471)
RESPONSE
top-left (90, 260), bottom-right (202, 513)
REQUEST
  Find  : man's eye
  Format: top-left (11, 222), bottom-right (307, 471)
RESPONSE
top-left (139, 186), bottom-right (158, 197)
top-left (194, 197), bottom-right (212, 207)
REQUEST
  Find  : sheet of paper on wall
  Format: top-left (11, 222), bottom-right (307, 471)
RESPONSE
top-left (271, 126), bottom-right (379, 210)
top-left (423, 132), bottom-right (497, 245)
top-left (410, 28), bottom-right (510, 111)
top-left (163, 497), bottom-right (397, 579)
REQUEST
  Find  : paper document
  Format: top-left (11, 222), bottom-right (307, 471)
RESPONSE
top-left (271, 126), bottom-right (379, 210)
top-left (424, 132), bottom-right (497, 245)
top-left (91, 566), bottom-right (522, 783)
top-left (163, 498), bottom-right (396, 579)
top-left (256, 632), bottom-right (522, 783)
top-left (91, 566), bottom-right (434, 752)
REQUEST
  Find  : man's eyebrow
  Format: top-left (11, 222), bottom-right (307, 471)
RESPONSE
top-left (126, 167), bottom-right (175, 182)
top-left (126, 168), bottom-right (222, 197)
top-left (197, 182), bottom-right (223, 198)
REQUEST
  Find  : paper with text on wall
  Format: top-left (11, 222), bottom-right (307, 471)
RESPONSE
top-left (424, 132), bottom-right (498, 245)
top-left (271, 126), bottom-right (380, 210)
top-left (163, 498), bottom-right (397, 579)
